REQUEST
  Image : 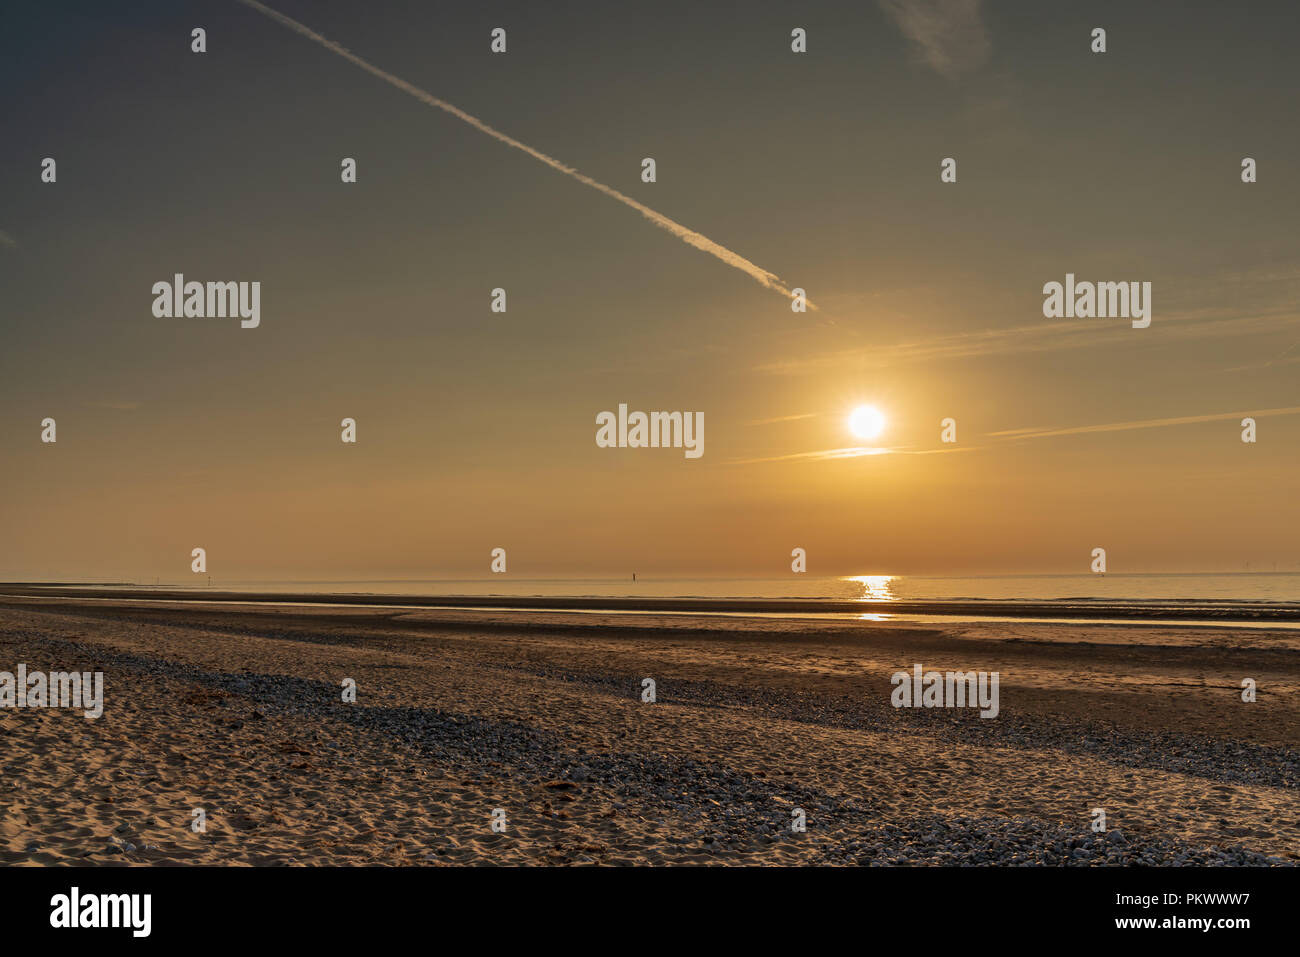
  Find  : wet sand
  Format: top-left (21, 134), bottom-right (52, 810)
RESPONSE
top-left (0, 595), bottom-right (1296, 865)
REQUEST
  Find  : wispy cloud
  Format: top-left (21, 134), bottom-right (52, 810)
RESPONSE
top-left (237, 0), bottom-right (807, 306)
top-left (757, 321), bottom-right (1095, 375)
top-left (757, 305), bottom-right (1300, 376)
top-left (1224, 333), bottom-right (1300, 373)
top-left (747, 412), bottom-right (820, 426)
top-left (727, 445), bottom-right (972, 465)
top-left (731, 405), bottom-right (1300, 466)
top-left (83, 400), bottom-right (142, 411)
top-left (727, 446), bottom-right (892, 465)
top-left (879, 0), bottom-right (990, 79)
top-left (990, 405), bottom-right (1300, 441)
top-left (0, 230), bottom-right (17, 249)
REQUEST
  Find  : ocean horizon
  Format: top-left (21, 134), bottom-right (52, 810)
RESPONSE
top-left (13, 571), bottom-right (1299, 604)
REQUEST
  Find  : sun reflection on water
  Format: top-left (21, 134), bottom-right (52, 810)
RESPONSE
top-left (844, 575), bottom-right (897, 602)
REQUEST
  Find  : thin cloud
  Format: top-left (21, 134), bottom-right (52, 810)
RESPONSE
top-left (747, 412), bottom-right (820, 426)
top-left (757, 321), bottom-right (1096, 374)
top-left (879, 0), bottom-right (990, 79)
top-left (237, 0), bottom-right (807, 307)
top-left (733, 407), bottom-right (1298, 465)
top-left (0, 230), bottom-right (17, 249)
top-left (757, 307), bottom-right (1300, 375)
top-left (727, 446), bottom-right (891, 465)
top-left (1223, 353), bottom-right (1300, 374)
top-left (1225, 333), bottom-right (1300, 372)
top-left (727, 445), bottom-right (973, 465)
top-left (990, 405), bottom-right (1300, 441)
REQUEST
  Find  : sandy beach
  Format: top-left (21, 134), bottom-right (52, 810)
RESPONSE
top-left (1, 594), bottom-right (1296, 866)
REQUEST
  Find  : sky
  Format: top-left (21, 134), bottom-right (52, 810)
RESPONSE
top-left (1, 0), bottom-right (1298, 582)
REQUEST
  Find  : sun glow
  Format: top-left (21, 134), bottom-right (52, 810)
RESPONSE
top-left (848, 405), bottom-right (887, 440)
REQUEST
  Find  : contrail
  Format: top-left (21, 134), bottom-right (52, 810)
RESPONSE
top-left (237, 0), bottom-right (807, 305)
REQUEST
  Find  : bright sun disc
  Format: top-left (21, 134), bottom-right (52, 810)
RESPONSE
top-left (849, 405), bottom-right (886, 440)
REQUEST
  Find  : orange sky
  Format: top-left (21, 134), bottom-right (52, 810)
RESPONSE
top-left (2, 0), bottom-right (1298, 581)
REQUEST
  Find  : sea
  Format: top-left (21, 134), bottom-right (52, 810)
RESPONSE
top-left (80, 572), bottom-right (1299, 604)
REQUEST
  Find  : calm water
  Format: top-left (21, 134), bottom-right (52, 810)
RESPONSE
top-left (75, 573), bottom-right (1300, 604)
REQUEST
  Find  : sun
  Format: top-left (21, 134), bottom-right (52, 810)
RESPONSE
top-left (848, 404), bottom-right (886, 440)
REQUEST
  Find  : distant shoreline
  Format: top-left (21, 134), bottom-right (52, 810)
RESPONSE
top-left (2, 584), bottom-right (1299, 623)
